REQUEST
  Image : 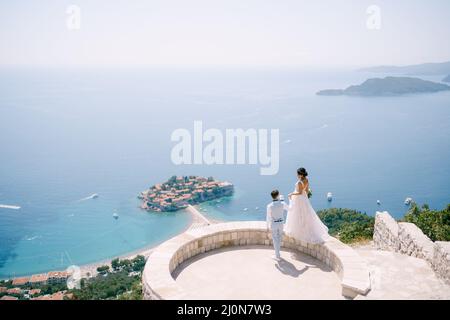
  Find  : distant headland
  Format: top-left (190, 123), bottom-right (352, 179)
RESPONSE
top-left (317, 76), bottom-right (450, 97)
top-left (358, 61), bottom-right (450, 75)
top-left (138, 176), bottom-right (234, 212)
top-left (443, 75), bottom-right (450, 83)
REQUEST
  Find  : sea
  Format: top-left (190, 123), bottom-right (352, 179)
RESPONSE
top-left (1, 67), bottom-right (449, 278)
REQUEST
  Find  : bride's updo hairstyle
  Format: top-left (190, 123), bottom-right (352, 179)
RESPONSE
top-left (297, 167), bottom-right (308, 177)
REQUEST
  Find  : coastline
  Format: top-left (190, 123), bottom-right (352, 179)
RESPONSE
top-left (0, 205), bottom-right (219, 281)
top-left (77, 205), bottom-right (218, 279)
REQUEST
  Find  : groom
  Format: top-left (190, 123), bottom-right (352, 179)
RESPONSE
top-left (266, 189), bottom-right (289, 261)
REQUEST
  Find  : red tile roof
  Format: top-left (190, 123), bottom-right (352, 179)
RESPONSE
top-left (7, 288), bottom-right (22, 295)
top-left (30, 273), bottom-right (48, 283)
top-left (33, 291), bottom-right (66, 300)
top-left (12, 277), bottom-right (30, 286)
top-left (28, 289), bottom-right (41, 295)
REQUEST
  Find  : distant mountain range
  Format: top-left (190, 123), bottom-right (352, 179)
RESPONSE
top-left (317, 76), bottom-right (450, 97)
top-left (359, 61), bottom-right (450, 76)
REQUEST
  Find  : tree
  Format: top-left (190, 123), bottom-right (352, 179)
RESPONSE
top-left (131, 255), bottom-right (146, 272)
top-left (97, 265), bottom-right (110, 274)
top-left (404, 203), bottom-right (450, 241)
top-left (317, 208), bottom-right (375, 244)
top-left (111, 258), bottom-right (120, 271)
top-left (69, 271), bottom-right (141, 300)
top-left (168, 176), bottom-right (177, 184)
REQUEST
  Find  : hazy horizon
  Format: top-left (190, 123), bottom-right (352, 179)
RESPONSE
top-left (1, 0), bottom-right (450, 68)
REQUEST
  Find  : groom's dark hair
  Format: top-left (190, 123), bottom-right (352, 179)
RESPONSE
top-left (271, 190), bottom-right (280, 200)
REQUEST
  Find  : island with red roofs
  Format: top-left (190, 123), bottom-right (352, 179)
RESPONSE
top-left (138, 176), bottom-right (234, 212)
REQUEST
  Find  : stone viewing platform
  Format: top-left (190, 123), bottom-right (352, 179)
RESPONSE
top-left (142, 212), bottom-right (450, 300)
top-left (142, 221), bottom-right (371, 300)
top-left (173, 246), bottom-right (344, 299)
top-left (139, 176), bottom-right (233, 212)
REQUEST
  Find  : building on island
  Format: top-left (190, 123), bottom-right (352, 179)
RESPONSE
top-left (28, 289), bottom-right (41, 296)
top-left (7, 288), bottom-right (22, 295)
top-left (139, 176), bottom-right (234, 212)
top-left (1, 295), bottom-right (19, 300)
top-left (12, 276), bottom-right (30, 286)
top-left (47, 271), bottom-right (69, 284)
top-left (29, 273), bottom-right (48, 286)
top-left (30, 291), bottom-right (67, 300)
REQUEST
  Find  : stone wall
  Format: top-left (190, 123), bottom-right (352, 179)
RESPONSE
top-left (374, 211), bottom-right (450, 284)
top-left (373, 212), bottom-right (400, 251)
top-left (398, 222), bottom-right (434, 262)
top-left (142, 221), bottom-right (371, 300)
top-left (432, 242), bottom-right (450, 284)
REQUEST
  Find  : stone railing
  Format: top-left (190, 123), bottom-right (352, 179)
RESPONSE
top-left (142, 221), bottom-right (371, 300)
top-left (374, 211), bottom-right (450, 284)
top-left (373, 211), bottom-right (399, 251)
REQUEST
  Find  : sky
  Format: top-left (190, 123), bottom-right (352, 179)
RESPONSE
top-left (0, 0), bottom-right (449, 68)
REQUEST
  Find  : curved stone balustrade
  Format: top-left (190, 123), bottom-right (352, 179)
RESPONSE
top-left (142, 221), bottom-right (371, 300)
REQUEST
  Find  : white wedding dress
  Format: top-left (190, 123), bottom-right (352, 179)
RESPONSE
top-left (284, 180), bottom-right (330, 244)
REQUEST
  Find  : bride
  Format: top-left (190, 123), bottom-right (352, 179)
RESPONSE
top-left (284, 167), bottom-right (330, 244)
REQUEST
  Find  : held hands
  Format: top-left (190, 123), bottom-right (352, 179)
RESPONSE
top-left (288, 191), bottom-right (302, 200)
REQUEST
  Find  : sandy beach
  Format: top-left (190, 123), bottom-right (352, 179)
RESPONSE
top-left (78, 205), bottom-right (216, 278)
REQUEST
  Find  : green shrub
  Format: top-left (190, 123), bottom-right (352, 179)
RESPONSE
top-left (403, 203), bottom-right (450, 241)
top-left (318, 208), bottom-right (375, 244)
top-left (70, 271), bottom-right (141, 300)
top-left (96, 265), bottom-right (110, 274)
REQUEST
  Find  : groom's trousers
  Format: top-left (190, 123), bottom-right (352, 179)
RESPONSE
top-left (271, 220), bottom-right (284, 259)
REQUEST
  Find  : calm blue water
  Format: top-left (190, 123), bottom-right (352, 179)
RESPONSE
top-left (1, 68), bottom-right (449, 278)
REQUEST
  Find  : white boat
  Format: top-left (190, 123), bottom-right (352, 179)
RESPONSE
top-left (404, 197), bottom-right (413, 205)
top-left (377, 200), bottom-right (381, 205)
top-left (0, 204), bottom-right (21, 210)
top-left (113, 210), bottom-right (119, 219)
top-left (255, 207), bottom-right (259, 210)
top-left (243, 208), bottom-right (248, 211)
top-left (91, 193), bottom-right (99, 199)
top-left (327, 192), bottom-right (333, 202)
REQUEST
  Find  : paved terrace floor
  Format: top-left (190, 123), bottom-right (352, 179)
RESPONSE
top-left (172, 244), bottom-right (450, 300)
top-left (354, 246), bottom-right (450, 300)
top-left (173, 246), bottom-right (345, 300)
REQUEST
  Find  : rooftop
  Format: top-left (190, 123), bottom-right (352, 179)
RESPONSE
top-left (12, 277), bottom-right (30, 286)
top-left (29, 273), bottom-right (48, 283)
top-left (1, 295), bottom-right (19, 300)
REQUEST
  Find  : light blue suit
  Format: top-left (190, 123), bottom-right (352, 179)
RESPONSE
top-left (266, 200), bottom-right (289, 259)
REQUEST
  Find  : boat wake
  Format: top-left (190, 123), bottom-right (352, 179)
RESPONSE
top-left (77, 193), bottom-right (99, 202)
top-left (0, 204), bottom-right (21, 210)
top-left (25, 235), bottom-right (41, 241)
